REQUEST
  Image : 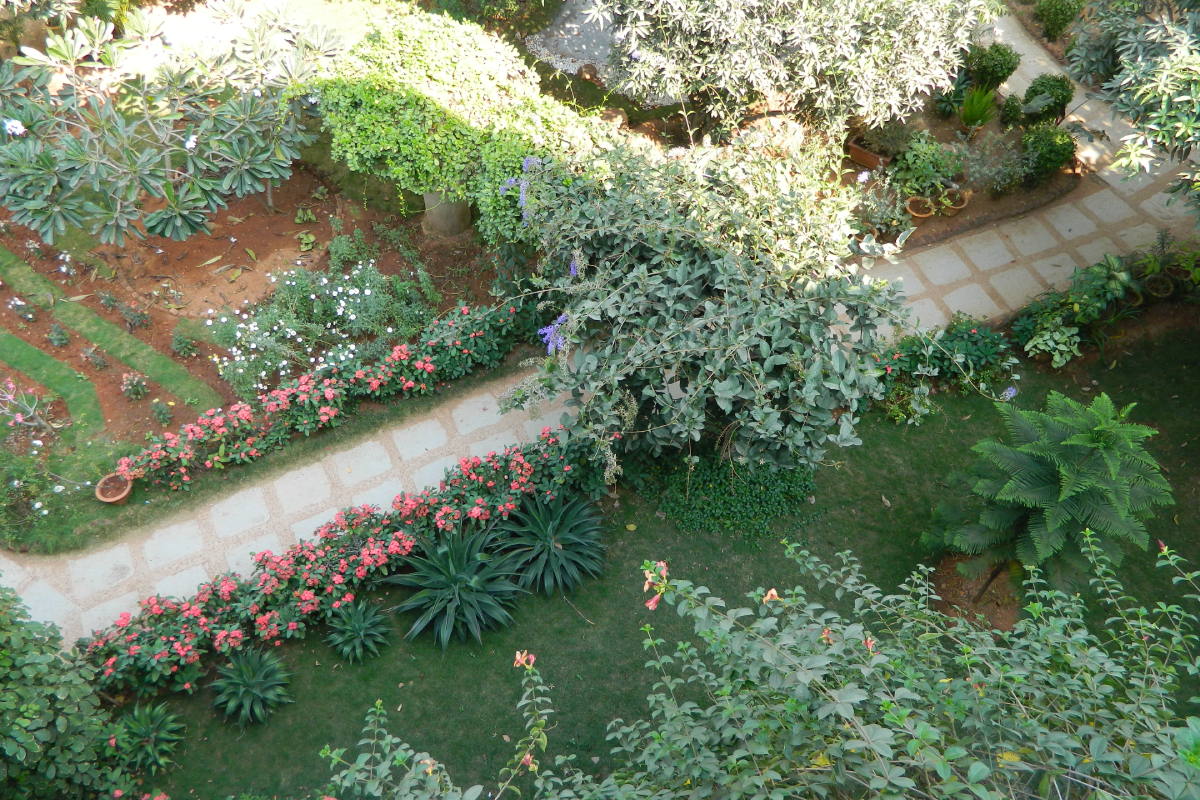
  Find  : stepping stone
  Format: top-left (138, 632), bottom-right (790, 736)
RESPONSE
top-left (332, 440), bottom-right (392, 486)
top-left (942, 284), bottom-right (1002, 320)
top-left (470, 431), bottom-right (520, 459)
top-left (143, 520), bottom-right (204, 571)
top-left (411, 455), bottom-right (461, 491)
top-left (224, 532), bottom-right (283, 578)
top-left (989, 267), bottom-right (1044, 309)
top-left (452, 393), bottom-right (503, 435)
top-left (958, 230), bottom-right (1014, 271)
top-left (393, 419), bottom-right (448, 461)
top-left (1030, 252), bottom-right (1078, 289)
top-left (1118, 223), bottom-right (1158, 250)
top-left (211, 487), bottom-right (270, 539)
top-left (1000, 217), bottom-right (1057, 256)
top-left (0, 553), bottom-right (29, 591)
top-left (1140, 192), bottom-right (1189, 221)
top-left (274, 463), bottom-right (331, 514)
top-left (352, 479), bottom-right (404, 511)
top-left (292, 508), bottom-right (339, 543)
top-left (911, 246), bottom-right (971, 286)
top-left (905, 298), bottom-right (947, 331)
top-left (80, 592), bottom-right (139, 637)
top-left (19, 579), bottom-right (77, 632)
top-left (68, 544), bottom-right (134, 600)
top-left (155, 565), bottom-right (209, 600)
top-left (1097, 165), bottom-right (1157, 196)
top-left (1075, 237), bottom-right (1124, 266)
top-left (1044, 204), bottom-right (1098, 240)
top-left (1081, 189), bottom-right (1134, 224)
top-left (870, 261), bottom-right (926, 295)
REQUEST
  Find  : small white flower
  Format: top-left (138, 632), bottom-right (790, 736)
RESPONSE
top-left (31, 439), bottom-right (42, 446)
top-left (857, 171), bottom-right (870, 184)
top-left (4, 119), bottom-right (26, 136)
top-left (230, 237), bottom-right (237, 243)
top-left (253, 88), bottom-right (262, 97)
top-left (184, 134), bottom-right (198, 151)
top-left (33, 501), bottom-right (42, 509)
top-left (53, 485), bottom-right (64, 493)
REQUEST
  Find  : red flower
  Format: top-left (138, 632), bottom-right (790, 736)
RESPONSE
top-left (645, 594), bottom-right (661, 611)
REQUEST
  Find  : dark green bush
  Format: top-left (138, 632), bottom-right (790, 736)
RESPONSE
top-left (999, 94), bottom-right (1024, 127)
top-left (1034, 0), bottom-right (1082, 40)
top-left (660, 454), bottom-right (815, 541)
top-left (965, 42), bottom-right (1021, 90)
top-left (1021, 122), bottom-right (1076, 186)
top-left (497, 496), bottom-right (606, 596)
top-left (1023, 73), bottom-right (1075, 123)
top-left (46, 323), bottom-right (69, 347)
top-left (859, 120), bottom-right (913, 158)
top-left (211, 649), bottom-right (294, 726)
top-left (325, 601), bottom-right (390, 664)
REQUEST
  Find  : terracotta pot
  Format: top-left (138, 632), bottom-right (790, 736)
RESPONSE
top-left (1143, 273), bottom-right (1175, 298)
top-left (846, 139), bottom-right (891, 171)
top-left (96, 472), bottom-right (132, 505)
top-left (905, 196), bottom-right (935, 225)
top-left (942, 189), bottom-right (970, 217)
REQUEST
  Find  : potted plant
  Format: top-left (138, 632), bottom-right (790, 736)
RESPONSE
top-left (905, 196), bottom-right (936, 225)
top-left (855, 172), bottom-right (913, 241)
top-left (957, 87), bottom-right (997, 138)
top-left (96, 471), bottom-right (135, 505)
top-left (847, 120), bottom-right (913, 171)
top-left (940, 188), bottom-right (971, 216)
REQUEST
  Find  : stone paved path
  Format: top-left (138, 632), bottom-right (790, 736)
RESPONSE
top-left (2, 15), bottom-right (1196, 646)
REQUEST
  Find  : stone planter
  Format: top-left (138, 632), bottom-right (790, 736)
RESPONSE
top-left (846, 138), bottom-right (891, 171)
top-left (421, 191), bottom-right (472, 238)
top-left (95, 472), bottom-right (133, 505)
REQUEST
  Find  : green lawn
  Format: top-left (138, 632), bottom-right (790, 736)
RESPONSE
top-left (155, 321), bottom-right (1200, 800)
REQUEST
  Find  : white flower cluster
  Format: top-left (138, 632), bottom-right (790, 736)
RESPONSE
top-left (4, 119), bottom-right (26, 136)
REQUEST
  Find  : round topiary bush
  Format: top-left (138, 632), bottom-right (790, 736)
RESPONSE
top-left (1021, 122), bottom-right (1076, 186)
top-left (965, 42), bottom-right (1021, 90)
top-left (1023, 73), bottom-right (1075, 123)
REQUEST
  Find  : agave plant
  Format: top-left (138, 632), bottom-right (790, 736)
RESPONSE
top-left (325, 600), bottom-right (391, 664)
top-left (497, 496), bottom-right (606, 596)
top-left (118, 703), bottom-right (185, 775)
top-left (383, 527), bottom-right (524, 651)
top-left (958, 87), bottom-right (997, 130)
top-left (211, 649), bottom-right (294, 726)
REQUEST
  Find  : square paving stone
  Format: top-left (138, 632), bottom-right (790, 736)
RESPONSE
top-left (905, 298), bottom-right (948, 331)
top-left (470, 431), bottom-right (521, 459)
top-left (0, 553), bottom-right (29, 591)
top-left (143, 520), bottom-right (204, 571)
top-left (352, 479), bottom-right (405, 511)
top-left (80, 592), bottom-right (139, 636)
top-left (1044, 203), bottom-right (1099, 240)
top-left (869, 261), bottom-right (926, 295)
top-left (941, 284), bottom-right (1003, 319)
top-left (911, 246), bottom-right (972, 286)
top-left (1000, 217), bottom-right (1057, 256)
top-left (1075, 237), bottom-right (1125, 265)
top-left (411, 455), bottom-right (461, 491)
top-left (393, 419), bottom-right (449, 461)
top-left (453, 393), bottom-right (504, 435)
top-left (1098, 165), bottom-right (1158, 196)
top-left (291, 508), bottom-right (339, 543)
top-left (68, 544), bottom-right (134, 600)
top-left (1081, 189), bottom-right (1134, 224)
top-left (1141, 192), bottom-right (1189, 221)
top-left (332, 440), bottom-right (392, 486)
top-left (273, 463), bottom-right (331, 514)
top-left (225, 533), bottom-right (283, 577)
top-left (958, 230), bottom-right (1014, 271)
top-left (155, 565), bottom-right (209, 600)
top-left (1030, 252), bottom-right (1079, 289)
top-left (211, 487), bottom-right (270, 539)
top-left (20, 579), bottom-right (77, 632)
top-left (989, 267), bottom-right (1044, 309)
top-left (1119, 223), bottom-right (1159, 249)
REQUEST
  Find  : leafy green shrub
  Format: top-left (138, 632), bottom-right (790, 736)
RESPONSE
top-left (858, 120), bottom-right (912, 158)
top-left (46, 323), bottom-right (69, 347)
top-left (660, 454), bottom-right (815, 540)
top-left (497, 496), bottom-right (606, 596)
top-left (170, 329), bottom-right (197, 358)
top-left (150, 399), bottom-right (172, 426)
top-left (1021, 122), bottom-right (1076, 186)
top-left (953, 131), bottom-right (1022, 197)
top-left (999, 93), bottom-right (1024, 126)
top-left (327, 228), bottom-right (380, 270)
top-left (118, 302), bottom-right (149, 330)
top-left (120, 372), bottom-right (147, 401)
top-left (1022, 315), bottom-right (1082, 366)
top-left (0, 447), bottom-right (52, 549)
top-left (1, 585), bottom-right (128, 798)
top-left (211, 262), bottom-right (434, 398)
top-left (889, 132), bottom-right (962, 197)
top-left (324, 601), bottom-right (390, 664)
top-left (114, 703), bottom-right (184, 776)
top-left (965, 42), bottom-right (1021, 90)
top-left (384, 528), bottom-right (524, 651)
top-left (81, 345), bottom-right (107, 370)
top-left (1034, 0), bottom-right (1082, 40)
top-left (923, 392), bottom-right (1172, 588)
top-left (6, 296), bottom-right (34, 322)
top-left (958, 87), bottom-right (996, 129)
top-left (1023, 73), bottom-right (1075, 123)
top-left (932, 71), bottom-right (972, 119)
top-left (211, 649), bottom-right (294, 726)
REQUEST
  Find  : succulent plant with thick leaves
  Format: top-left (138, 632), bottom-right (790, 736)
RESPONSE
top-left (497, 496), bottom-right (606, 596)
top-left (325, 600), bottom-right (391, 664)
top-left (210, 648), bottom-right (294, 726)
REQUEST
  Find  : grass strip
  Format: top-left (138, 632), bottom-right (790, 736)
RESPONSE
top-left (0, 247), bottom-right (223, 409)
top-left (0, 326), bottom-right (104, 439)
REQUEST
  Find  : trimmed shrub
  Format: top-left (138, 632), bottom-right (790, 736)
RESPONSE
top-left (1022, 122), bottom-right (1076, 186)
top-left (999, 94), bottom-right (1024, 127)
top-left (1023, 73), bottom-right (1075, 123)
top-left (965, 42), bottom-right (1021, 90)
top-left (1034, 0), bottom-right (1082, 40)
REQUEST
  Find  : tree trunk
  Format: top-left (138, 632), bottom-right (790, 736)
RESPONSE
top-left (421, 190), bottom-right (472, 238)
top-left (971, 561), bottom-right (1009, 605)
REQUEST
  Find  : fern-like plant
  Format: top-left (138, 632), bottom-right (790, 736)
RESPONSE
top-left (923, 392), bottom-right (1173, 594)
top-left (211, 649), bottom-right (294, 726)
top-left (497, 496), bottom-right (606, 596)
top-left (383, 527), bottom-right (524, 651)
top-left (325, 600), bottom-right (391, 664)
top-left (118, 703), bottom-right (185, 775)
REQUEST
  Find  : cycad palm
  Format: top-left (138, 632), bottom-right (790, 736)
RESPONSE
top-left (923, 391), bottom-right (1172, 592)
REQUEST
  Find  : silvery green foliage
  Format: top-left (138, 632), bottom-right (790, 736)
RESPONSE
top-left (1068, 0), bottom-right (1200, 216)
top-left (0, 2), bottom-right (342, 245)
top-left (587, 0), bottom-right (992, 124)
top-left (326, 537), bottom-right (1200, 800)
top-left (503, 133), bottom-right (906, 472)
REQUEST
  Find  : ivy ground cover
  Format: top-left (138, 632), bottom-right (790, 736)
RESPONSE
top-left (156, 322), bottom-right (1200, 798)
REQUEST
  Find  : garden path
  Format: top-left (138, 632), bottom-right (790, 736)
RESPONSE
top-left (1, 14), bottom-right (1197, 647)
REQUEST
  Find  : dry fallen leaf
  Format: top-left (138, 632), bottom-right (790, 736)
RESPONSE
top-left (502, 735), bottom-right (511, 742)
top-left (881, 494), bottom-right (891, 508)
top-left (625, 523), bottom-right (637, 531)
top-left (961, 414), bottom-right (971, 421)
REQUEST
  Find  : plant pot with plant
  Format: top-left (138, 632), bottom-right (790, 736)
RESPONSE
top-left (96, 472), bottom-right (133, 505)
top-left (941, 188), bottom-right (970, 216)
top-left (848, 120), bottom-right (913, 171)
top-left (905, 196), bottom-right (936, 224)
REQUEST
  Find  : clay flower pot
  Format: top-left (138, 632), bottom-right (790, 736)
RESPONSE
top-left (942, 188), bottom-right (970, 217)
top-left (846, 138), bottom-right (891, 171)
top-left (96, 472), bottom-right (133, 505)
top-left (1142, 272), bottom-right (1175, 298)
top-left (905, 196), bottom-right (935, 225)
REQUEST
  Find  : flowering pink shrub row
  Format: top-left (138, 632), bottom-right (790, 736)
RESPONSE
top-left (86, 428), bottom-right (595, 696)
top-left (116, 301), bottom-right (531, 491)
